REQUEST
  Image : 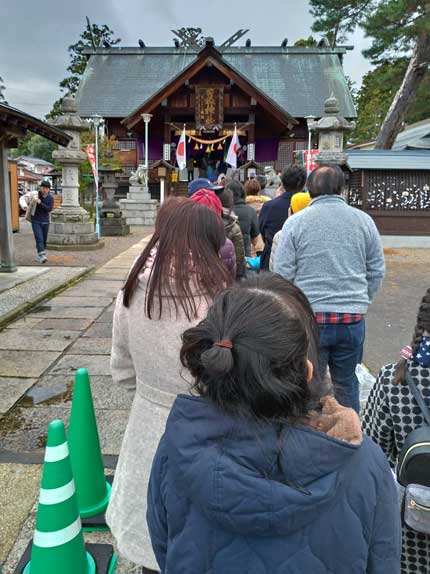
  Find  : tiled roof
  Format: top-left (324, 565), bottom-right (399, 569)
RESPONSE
top-left (347, 150), bottom-right (430, 171)
top-left (76, 46), bottom-right (356, 120)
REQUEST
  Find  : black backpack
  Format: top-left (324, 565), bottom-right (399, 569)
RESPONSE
top-left (397, 369), bottom-right (430, 487)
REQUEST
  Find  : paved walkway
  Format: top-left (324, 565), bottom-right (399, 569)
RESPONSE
top-left (0, 235), bottom-right (150, 572)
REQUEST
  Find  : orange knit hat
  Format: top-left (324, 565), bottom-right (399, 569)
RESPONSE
top-left (291, 192), bottom-right (311, 214)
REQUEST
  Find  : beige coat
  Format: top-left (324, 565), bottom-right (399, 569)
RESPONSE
top-left (106, 275), bottom-right (208, 569)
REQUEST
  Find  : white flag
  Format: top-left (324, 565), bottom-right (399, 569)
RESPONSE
top-left (226, 125), bottom-right (239, 169)
top-left (177, 127), bottom-right (186, 170)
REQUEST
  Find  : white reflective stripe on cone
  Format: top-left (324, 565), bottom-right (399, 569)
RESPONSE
top-left (33, 517), bottom-right (82, 548)
top-left (39, 479), bottom-right (75, 505)
top-left (44, 442), bottom-right (69, 463)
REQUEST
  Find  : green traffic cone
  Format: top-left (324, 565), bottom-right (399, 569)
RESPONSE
top-left (23, 419), bottom-right (95, 574)
top-left (68, 368), bottom-right (111, 518)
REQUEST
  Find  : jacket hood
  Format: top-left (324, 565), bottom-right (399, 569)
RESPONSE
top-left (165, 395), bottom-right (362, 537)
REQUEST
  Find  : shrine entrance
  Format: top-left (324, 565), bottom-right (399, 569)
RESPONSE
top-left (121, 38), bottom-right (299, 190)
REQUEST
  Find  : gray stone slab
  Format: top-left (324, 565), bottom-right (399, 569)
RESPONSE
top-left (0, 464), bottom-right (41, 565)
top-left (4, 317), bottom-right (44, 330)
top-left (48, 295), bottom-right (113, 307)
top-left (100, 261), bottom-right (134, 270)
top-left (95, 305), bottom-right (114, 323)
top-left (64, 280), bottom-right (123, 298)
top-left (67, 337), bottom-right (112, 355)
top-left (49, 354), bottom-right (111, 376)
top-left (0, 405), bottom-right (129, 455)
top-left (0, 267), bottom-right (48, 294)
top-left (82, 322), bottom-right (113, 338)
top-left (0, 378), bottom-right (36, 415)
top-left (21, 374), bottom-right (132, 410)
top-left (91, 270), bottom-right (129, 281)
top-left (0, 329), bottom-right (80, 351)
top-left (26, 317), bottom-right (94, 331)
top-left (0, 350), bottom-right (62, 378)
top-left (27, 305), bottom-right (103, 320)
top-left (0, 267), bottom-right (88, 325)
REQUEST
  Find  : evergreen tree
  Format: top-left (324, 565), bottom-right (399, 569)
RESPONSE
top-left (48, 19), bottom-right (120, 118)
top-left (0, 75), bottom-right (7, 104)
top-left (10, 133), bottom-right (56, 163)
top-left (352, 60), bottom-right (430, 144)
top-left (309, 0), bottom-right (430, 148)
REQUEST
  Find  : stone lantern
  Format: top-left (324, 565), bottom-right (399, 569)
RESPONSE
top-left (308, 94), bottom-right (355, 167)
top-left (48, 96), bottom-right (100, 249)
top-left (99, 151), bottom-right (130, 236)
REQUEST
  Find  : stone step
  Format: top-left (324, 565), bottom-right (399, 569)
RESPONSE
top-left (48, 232), bottom-right (99, 245)
top-left (50, 222), bottom-right (95, 235)
top-left (126, 192), bottom-right (153, 201)
top-left (120, 205), bottom-right (158, 214)
top-left (124, 217), bottom-right (156, 226)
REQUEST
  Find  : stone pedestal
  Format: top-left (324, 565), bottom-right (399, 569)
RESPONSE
top-left (119, 186), bottom-right (158, 226)
top-left (48, 206), bottom-right (101, 249)
top-left (47, 97), bottom-right (100, 250)
top-left (99, 163), bottom-right (130, 236)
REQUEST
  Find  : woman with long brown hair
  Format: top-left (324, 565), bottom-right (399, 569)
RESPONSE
top-left (106, 198), bottom-right (231, 573)
top-left (363, 288), bottom-right (430, 574)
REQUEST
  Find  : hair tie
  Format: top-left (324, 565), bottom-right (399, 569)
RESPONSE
top-left (214, 339), bottom-right (233, 349)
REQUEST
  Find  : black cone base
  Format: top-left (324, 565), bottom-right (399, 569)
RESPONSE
top-left (81, 475), bottom-right (113, 532)
top-left (16, 541), bottom-right (116, 574)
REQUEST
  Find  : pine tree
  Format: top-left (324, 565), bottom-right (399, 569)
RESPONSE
top-left (48, 19), bottom-right (120, 118)
top-left (309, 0), bottom-right (430, 148)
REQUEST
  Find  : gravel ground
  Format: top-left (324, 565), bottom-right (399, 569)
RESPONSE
top-left (12, 219), bottom-right (154, 268)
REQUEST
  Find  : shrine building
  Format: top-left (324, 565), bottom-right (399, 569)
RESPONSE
top-left (76, 34), bottom-right (356, 194)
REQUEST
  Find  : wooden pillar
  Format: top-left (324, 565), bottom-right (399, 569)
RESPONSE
top-left (0, 138), bottom-right (17, 272)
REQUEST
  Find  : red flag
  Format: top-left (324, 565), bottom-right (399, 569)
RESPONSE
top-left (85, 144), bottom-right (97, 181)
top-left (177, 127), bottom-right (186, 170)
top-left (226, 125), bottom-right (239, 169)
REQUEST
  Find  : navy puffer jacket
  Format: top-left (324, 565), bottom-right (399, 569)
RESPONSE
top-left (147, 395), bottom-right (401, 574)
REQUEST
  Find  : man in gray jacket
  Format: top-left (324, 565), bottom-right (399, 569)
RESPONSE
top-left (274, 164), bottom-right (385, 413)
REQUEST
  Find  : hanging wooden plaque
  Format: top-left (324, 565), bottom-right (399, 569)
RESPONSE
top-left (195, 86), bottom-right (224, 130)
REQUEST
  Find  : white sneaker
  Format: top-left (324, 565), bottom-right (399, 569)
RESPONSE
top-left (36, 254), bottom-right (43, 263)
top-left (41, 255), bottom-right (48, 264)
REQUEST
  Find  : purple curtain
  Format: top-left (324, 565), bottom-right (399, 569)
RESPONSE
top-left (137, 135), bottom-right (163, 161)
top-left (255, 138), bottom-right (279, 162)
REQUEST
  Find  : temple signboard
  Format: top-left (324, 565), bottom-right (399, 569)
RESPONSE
top-left (195, 86), bottom-right (224, 130)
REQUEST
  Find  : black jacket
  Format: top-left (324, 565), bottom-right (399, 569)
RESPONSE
top-left (32, 191), bottom-right (54, 223)
top-left (259, 191), bottom-right (294, 270)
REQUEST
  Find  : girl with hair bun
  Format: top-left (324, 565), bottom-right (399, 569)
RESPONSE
top-left (147, 274), bottom-right (400, 574)
top-left (363, 288), bottom-right (430, 574)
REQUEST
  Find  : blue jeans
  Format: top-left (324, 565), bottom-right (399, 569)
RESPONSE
top-left (318, 318), bottom-right (365, 413)
top-left (31, 221), bottom-right (49, 255)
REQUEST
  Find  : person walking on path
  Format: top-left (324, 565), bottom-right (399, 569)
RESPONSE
top-left (19, 180), bottom-right (54, 263)
top-left (274, 164), bottom-right (385, 413)
top-left (259, 165), bottom-right (307, 270)
top-left (106, 198), bottom-right (231, 574)
top-left (147, 274), bottom-right (400, 574)
top-left (363, 288), bottom-right (430, 574)
top-left (227, 179), bottom-right (262, 257)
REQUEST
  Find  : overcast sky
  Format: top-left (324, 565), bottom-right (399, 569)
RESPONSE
top-left (0, 0), bottom-right (372, 119)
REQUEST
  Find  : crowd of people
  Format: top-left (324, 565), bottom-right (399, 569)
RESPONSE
top-left (105, 163), bottom-right (429, 574)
